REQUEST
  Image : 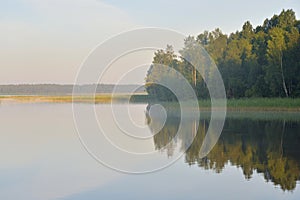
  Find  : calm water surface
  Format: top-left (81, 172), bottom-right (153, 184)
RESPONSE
top-left (0, 103), bottom-right (300, 200)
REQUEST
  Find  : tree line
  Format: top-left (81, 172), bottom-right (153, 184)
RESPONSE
top-left (145, 9), bottom-right (300, 99)
top-left (0, 84), bottom-right (145, 95)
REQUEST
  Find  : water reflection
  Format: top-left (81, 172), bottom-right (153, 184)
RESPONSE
top-left (147, 108), bottom-right (300, 191)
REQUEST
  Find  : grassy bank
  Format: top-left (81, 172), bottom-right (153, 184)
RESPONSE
top-left (147, 98), bottom-right (300, 112)
top-left (0, 94), bottom-right (127, 104)
top-left (0, 95), bottom-right (300, 112)
top-left (226, 98), bottom-right (300, 110)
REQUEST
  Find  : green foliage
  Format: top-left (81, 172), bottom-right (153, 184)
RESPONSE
top-left (145, 9), bottom-right (300, 99)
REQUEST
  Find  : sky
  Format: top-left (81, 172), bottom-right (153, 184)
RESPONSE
top-left (0, 0), bottom-right (299, 84)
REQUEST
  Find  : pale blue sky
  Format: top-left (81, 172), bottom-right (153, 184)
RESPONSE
top-left (0, 0), bottom-right (299, 84)
top-left (101, 0), bottom-right (300, 34)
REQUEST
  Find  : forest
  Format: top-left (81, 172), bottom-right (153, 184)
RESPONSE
top-left (145, 9), bottom-right (300, 100)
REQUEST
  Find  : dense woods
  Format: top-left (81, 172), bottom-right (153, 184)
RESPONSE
top-left (146, 9), bottom-right (300, 99)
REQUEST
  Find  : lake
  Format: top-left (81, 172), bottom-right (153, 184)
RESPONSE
top-left (0, 103), bottom-right (300, 200)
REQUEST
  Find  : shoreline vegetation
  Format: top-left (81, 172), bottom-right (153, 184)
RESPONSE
top-left (1, 94), bottom-right (300, 112)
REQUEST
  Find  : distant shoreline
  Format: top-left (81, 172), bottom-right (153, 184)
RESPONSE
top-left (1, 95), bottom-right (300, 112)
top-left (0, 84), bottom-right (145, 96)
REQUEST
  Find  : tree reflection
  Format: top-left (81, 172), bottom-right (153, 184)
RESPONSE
top-left (146, 108), bottom-right (300, 191)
